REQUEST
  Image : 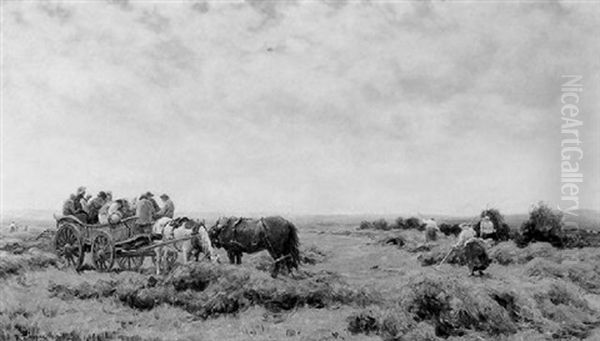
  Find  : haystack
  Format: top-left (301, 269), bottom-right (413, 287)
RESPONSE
top-left (47, 263), bottom-right (380, 319)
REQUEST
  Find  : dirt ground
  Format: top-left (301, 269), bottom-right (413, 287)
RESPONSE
top-left (1, 219), bottom-right (600, 341)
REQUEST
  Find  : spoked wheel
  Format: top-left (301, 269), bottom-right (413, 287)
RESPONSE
top-left (92, 231), bottom-right (115, 272)
top-left (117, 255), bottom-right (145, 271)
top-left (55, 223), bottom-right (84, 269)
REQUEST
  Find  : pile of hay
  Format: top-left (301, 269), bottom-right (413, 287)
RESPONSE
top-left (348, 273), bottom-right (600, 340)
top-left (0, 248), bottom-right (59, 278)
top-left (300, 245), bottom-right (328, 265)
top-left (489, 241), bottom-right (559, 265)
top-left (530, 280), bottom-right (600, 339)
top-left (49, 280), bottom-right (119, 300)
top-left (526, 258), bottom-right (600, 294)
top-left (347, 306), bottom-right (438, 341)
top-left (401, 275), bottom-right (517, 337)
top-left (348, 274), bottom-right (518, 339)
top-left (520, 202), bottom-right (565, 248)
top-left (47, 263), bottom-right (380, 319)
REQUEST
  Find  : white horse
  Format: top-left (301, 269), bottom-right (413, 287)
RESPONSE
top-left (152, 217), bottom-right (217, 275)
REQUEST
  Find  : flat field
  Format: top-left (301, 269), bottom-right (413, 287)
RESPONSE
top-left (1, 217), bottom-right (600, 341)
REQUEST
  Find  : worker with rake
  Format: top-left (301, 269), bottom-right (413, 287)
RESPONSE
top-left (438, 223), bottom-right (491, 276)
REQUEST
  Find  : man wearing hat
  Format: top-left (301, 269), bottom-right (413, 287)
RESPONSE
top-left (157, 194), bottom-right (175, 218)
top-left (144, 192), bottom-right (161, 214)
top-left (63, 186), bottom-right (88, 222)
top-left (73, 186), bottom-right (87, 213)
top-left (86, 191), bottom-right (108, 224)
top-left (136, 193), bottom-right (156, 234)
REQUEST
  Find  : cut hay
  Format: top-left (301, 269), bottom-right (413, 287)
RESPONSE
top-left (300, 245), bottom-right (328, 265)
top-left (378, 236), bottom-right (406, 248)
top-left (0, 249), bottom-right (59, 279)
top-left (489, 241), bottom-right (560, 265)
top-left (47, 263), bottom-right (380, 319)
top-left (250, 245), bottom-right (328, 272)
top-left (401, 275), bottom-right (517, 337)
top-left (418, 246), bottom-right (464, 267)
top-left (526, 258), bottom-right (600, 294)
top-left (348, 274), bottom-right (520, 339)
top-left (347, 306), bottom-right (424, 341)
top-left (346, 276), bottom-right (599, 339)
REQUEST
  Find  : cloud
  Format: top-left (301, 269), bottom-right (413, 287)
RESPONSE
top-left (2, 0), bottom-right (599, 215)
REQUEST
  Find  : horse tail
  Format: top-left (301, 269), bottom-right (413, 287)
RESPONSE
top-left (287, 221), bottom-right (300, 269)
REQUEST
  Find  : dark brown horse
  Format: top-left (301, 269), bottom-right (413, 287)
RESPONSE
top-left (208, 216), bottom-right (300, 277)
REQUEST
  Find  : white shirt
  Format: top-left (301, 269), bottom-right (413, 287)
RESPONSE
top-left (480, 219), bottom-right (495, 234)
top-left (456, 227), bottom-right (476, 247)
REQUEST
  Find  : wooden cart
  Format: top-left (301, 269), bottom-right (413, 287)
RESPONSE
top-left (54, 215), bottom-right (157, 271)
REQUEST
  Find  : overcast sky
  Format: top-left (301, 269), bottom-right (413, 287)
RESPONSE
top-left (2, 0), bottom-right (599, 216)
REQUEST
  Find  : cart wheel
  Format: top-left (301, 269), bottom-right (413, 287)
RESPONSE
top-left (55, 223), bottom-right (84, 269)
top-left (117, 256), bottom-right (145, 271)
top-left (92, 231), bottom-right (115, 272)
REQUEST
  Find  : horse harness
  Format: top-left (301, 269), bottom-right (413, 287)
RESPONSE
top-left (227, 217), bottom-right (273, 254)
top-left (162, 218), bottom-right (200, 252)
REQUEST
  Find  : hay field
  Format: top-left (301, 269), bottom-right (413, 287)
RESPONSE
top-left (1, 217), bottom-right (600, 341)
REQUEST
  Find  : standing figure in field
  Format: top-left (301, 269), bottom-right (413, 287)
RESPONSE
top-left (478, 215), bottom-right (496, 240)
top-left (455, 223), bottom-right (490, 276)
top-left (209, 216), bottom-right (300, 277)
top-left (156, 194), bottom-right (175, 218)
top-left (152, 217), bottom-right (217, 275)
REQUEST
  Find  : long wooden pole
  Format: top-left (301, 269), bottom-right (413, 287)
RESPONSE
top-left (437, 247), bottom-right (456, 267)
top-left (134, 235), bottom-right (196, 252)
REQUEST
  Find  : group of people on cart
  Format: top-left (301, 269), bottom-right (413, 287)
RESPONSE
top-left (62, 186), bottom-right (175, 234)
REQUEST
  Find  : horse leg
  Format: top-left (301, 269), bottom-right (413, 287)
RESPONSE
top-left (236, 252), bottom-right (242, 265)
top-left (155, 247), bottom-right (162, 275)
top-left (271, 261), bottom-right (280, 278)
top-left (182, 241), bottom-right (191, 263)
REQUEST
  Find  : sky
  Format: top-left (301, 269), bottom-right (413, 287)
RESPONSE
top-left (1, 0), bottom-right (599, 216)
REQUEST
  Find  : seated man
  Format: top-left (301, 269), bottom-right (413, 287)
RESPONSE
top-left (156, 194), bottom-right (175, 218)
top-left (63, 186), bottom-right (88, 222)
top-left (98, 201), bottom-right (111, 224)
top-left (107, 199), bottom-right (128, 224)
top-left (86, 191), bottom-right (108, 224)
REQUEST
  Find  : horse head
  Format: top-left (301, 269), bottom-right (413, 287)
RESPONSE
top-left (208, 216), bottom-right (235, 248)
